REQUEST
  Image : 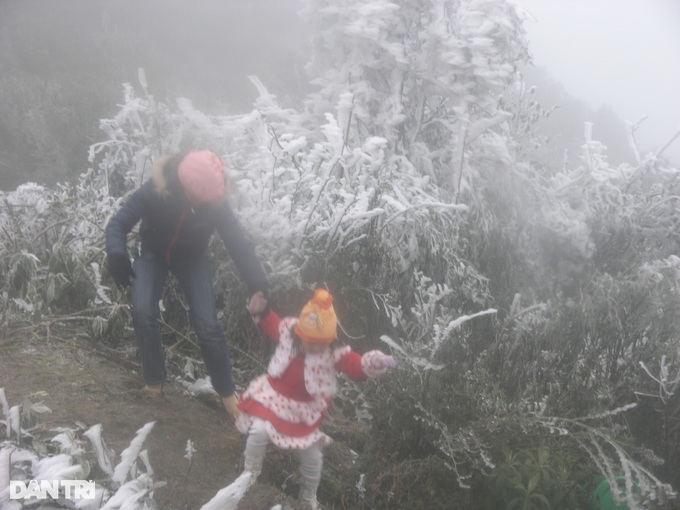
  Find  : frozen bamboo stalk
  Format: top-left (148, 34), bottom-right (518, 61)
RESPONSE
top-left (624, 116), bottom-right (647, 166)
top-left (655, 128), bottom-right (680, 158)
top-left (453, 114), bottom-right (470, 198)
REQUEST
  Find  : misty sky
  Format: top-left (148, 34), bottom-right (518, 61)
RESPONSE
top-left (2, 0), bottom-right (679, 192)
top-left (512, 0), bottom-right (680, 164)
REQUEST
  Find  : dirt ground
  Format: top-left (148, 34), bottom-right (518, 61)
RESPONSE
top-left (0, 332), bottom-right (315, 510)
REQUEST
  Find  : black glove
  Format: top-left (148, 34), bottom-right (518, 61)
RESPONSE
top-left (108, 254), bottom-right (135, 287)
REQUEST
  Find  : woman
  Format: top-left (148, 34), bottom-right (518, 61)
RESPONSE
top-left (105, 150), bottom-right (268, 419)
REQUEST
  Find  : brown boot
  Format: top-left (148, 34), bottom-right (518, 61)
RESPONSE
top-left (143, 384), bottom-right (163, 398)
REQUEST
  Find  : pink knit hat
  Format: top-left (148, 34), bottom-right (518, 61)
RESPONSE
top-left (177, 151), bottom-right (227, 203)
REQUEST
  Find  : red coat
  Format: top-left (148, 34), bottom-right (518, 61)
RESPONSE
top-left (236, 309), bottom-right (381, 449)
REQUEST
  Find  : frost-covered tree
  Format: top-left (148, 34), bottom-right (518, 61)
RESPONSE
top-left (300, 0), bottom-right (529, 194)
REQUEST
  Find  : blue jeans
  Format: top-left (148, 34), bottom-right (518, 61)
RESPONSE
top-left (131, 250), bottom-right (235, 396)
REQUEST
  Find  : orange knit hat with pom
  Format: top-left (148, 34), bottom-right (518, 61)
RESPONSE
top-left (177, 150), bottom-right (228, 204)
top-left (294, 289), bottom-right (337, 344)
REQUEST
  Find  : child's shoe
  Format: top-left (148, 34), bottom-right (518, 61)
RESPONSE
top-left (300, 498), bottom-right (320, 510)
top-left (299, 484), bottom-right (320, 509)
top-left (243, 455), bottom-right (262, 487)
top-left (298, 475), bottom-right (321, 510)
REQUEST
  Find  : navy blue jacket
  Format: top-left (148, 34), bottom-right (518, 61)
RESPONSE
top-left (105, 179), bottom-right (267, 293)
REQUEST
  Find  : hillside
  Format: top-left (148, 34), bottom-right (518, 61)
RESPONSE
top-left (0, 329), bottom-right (360, 509)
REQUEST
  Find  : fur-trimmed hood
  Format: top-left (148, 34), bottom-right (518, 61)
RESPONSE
top-left (151, 154), bottom-right (183, 198)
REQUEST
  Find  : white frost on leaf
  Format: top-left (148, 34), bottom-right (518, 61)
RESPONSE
top-left (199, 471), bottom-right (252, 510)
top-left (84, 423), bottom-right (115, 478)
top-left (184, 439), bottom-right (196, 462)
top-left (112, 421), bottom-right (156, 485)
top-left (177, 377), bottom-right (218, 396)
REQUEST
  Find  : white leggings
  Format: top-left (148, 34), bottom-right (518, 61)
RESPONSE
top-left (243, 418), bottom-right (323, 503)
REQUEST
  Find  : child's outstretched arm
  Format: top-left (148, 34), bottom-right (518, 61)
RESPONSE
top-left (335, 349), bottom-right (396, 379)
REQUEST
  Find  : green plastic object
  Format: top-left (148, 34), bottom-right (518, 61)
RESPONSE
top-left (591, 476), bottom-right (640, 510)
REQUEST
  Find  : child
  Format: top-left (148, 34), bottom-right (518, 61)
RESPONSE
top-left (238, 288), bottom-right (396, 509)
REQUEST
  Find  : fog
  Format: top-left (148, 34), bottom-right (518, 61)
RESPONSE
top-left (513, 0), bottom-right (680, 164)
top-left (0, 0), bottom-right (309, 189)
top-left (2, 0), bottom-right (308, 110)
top-left (1, 0), bottom-right (678, 190)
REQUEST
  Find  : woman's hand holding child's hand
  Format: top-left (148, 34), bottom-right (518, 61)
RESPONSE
top-left (370, 352), bottom-right (397, 369)
top-left (247, 291), bottom-right (268, 318)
